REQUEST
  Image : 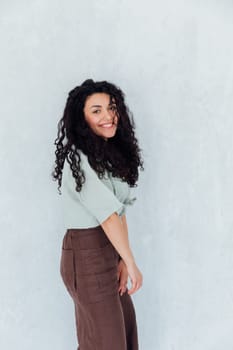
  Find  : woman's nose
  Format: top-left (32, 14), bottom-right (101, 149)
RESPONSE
top-left (103, 111), bottom-right (112, 120)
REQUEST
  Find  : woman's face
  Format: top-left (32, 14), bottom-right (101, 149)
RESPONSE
top-left (83, 93), bottom-right (118, 140)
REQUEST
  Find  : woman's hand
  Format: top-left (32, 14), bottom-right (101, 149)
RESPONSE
top-left (101, 213), bottom-right (143, 295)
top-left (125, 260), bottom-right (143, 295)
top-left (117, 259), bottom-right (128, 296)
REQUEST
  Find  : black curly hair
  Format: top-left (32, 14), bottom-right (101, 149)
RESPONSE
top-left (51, 78), bottom-right (144, 194)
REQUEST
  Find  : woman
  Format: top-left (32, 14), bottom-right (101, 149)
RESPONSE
top-left (51, 79), bottom-right (144, 350)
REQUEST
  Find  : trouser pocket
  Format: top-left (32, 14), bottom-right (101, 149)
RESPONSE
top-left (60, 248), bottom-right (77, 298)
top-left (75, 243), bottom-right (119, 304)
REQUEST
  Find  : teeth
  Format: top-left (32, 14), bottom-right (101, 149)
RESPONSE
top-left (101, 123), bottom-right (113, 128)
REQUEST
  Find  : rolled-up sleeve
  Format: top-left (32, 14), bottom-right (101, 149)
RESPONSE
top-left (63, 153), bottom-right (125, 224)
top-left (121, 192), bottom-right (137, 216)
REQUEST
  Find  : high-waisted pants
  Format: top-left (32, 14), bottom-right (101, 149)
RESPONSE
top-left (60, 225), bottom-right (139, 350)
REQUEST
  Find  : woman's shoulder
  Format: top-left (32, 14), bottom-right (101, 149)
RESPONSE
top-left (63, 150), bottom-right (100, 180)
top-left (63, 149), bottom-right (87, 169)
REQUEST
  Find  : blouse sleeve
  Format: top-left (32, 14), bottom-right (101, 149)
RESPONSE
top-left (62, 153), bottom-right (125, 224)
top-left (121, 191), bottom-right (137, 216)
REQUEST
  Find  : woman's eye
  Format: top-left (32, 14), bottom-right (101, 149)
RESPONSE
top-left (93, 110), bottom-right (100, 114)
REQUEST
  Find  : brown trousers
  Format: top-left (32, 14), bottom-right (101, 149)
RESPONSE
top-left (60, 225), bottom-right (139, 350)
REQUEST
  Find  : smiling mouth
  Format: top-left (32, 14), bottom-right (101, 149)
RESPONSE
top-left (100, 123), bottom-right (114, 128)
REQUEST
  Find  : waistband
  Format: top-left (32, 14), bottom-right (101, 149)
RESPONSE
top-left (66, 224), bottom-right (104, 237)
top-left (62, 224), bottom-right (110, 250)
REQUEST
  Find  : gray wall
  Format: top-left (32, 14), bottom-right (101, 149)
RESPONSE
top-left (0, 1), bottom-right (233, 349)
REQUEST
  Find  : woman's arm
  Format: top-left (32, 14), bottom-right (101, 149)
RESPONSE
top-left (120, 214), bottom-right (129, 243)
top-left (118, 214), bottom-right (131, 295)
top-left (101, 212), bottom-right (143, 295)
top-left (101, 212), bottom-right (135, 266)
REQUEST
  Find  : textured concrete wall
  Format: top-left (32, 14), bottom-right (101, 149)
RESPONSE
top-left (0, 1), bottom-right (233, 349)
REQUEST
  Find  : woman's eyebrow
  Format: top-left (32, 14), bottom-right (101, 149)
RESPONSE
top-left (90, 103), bottom-right (116, 109)
top-left (90, 105), bottom-right (102, 108)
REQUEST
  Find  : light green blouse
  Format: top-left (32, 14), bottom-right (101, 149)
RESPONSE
top-left (61, 150), bottom-right (137, 228)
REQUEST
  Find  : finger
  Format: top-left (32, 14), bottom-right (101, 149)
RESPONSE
top-left (128, 278), bottom-right (143, 295)
top-left (118, 285), bottom-right (123, 293)
top-left (117, 272), bottom-right (120, 281)
top-left (119, 285), bottom-right (127, 296)
top-left (119, 282), bottom-right (127, 290)
top-left (117, 268), bottom-right (123, 281)
top-left (118, 284), bottom-right (127, 294)
top-left (127, 279), bottom-right (137, 295)
top-left (130, 281), bottom-right (142, 294)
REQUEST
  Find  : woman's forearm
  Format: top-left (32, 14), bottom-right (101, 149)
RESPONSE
top-left (120, 214), bottom-right (129, 239)
top-left (101, 212), bottom-right (135, 266)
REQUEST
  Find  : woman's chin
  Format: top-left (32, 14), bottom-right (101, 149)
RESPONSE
top-left (100, 129), bottom-right (117, 140)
